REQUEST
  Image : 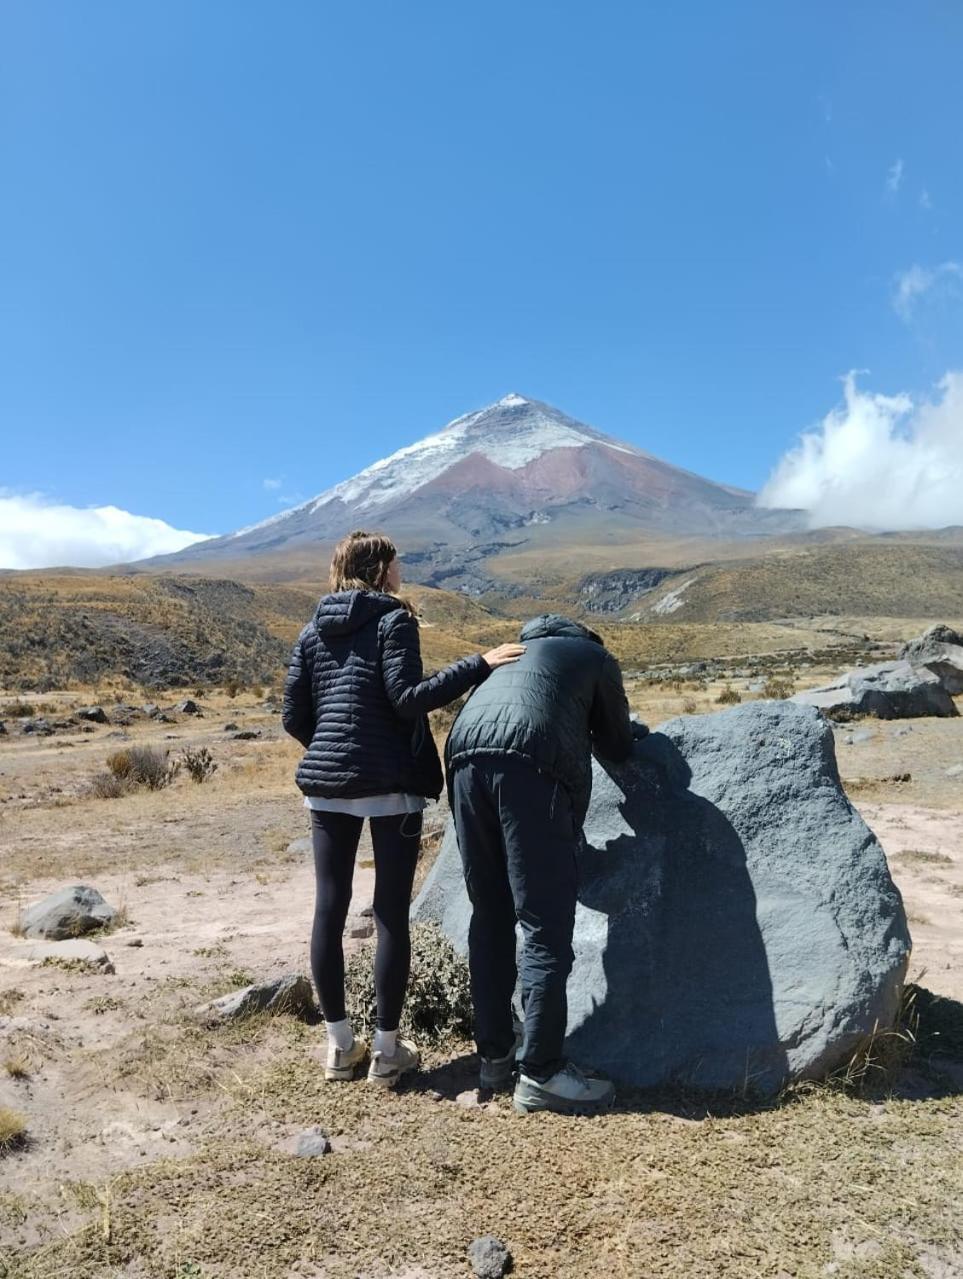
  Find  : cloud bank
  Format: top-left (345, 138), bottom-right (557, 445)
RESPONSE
top-left (758, 372), bottom-right (963, 530)
top-left (0, 493), bottom-right (214, 570)
top-left (893, 261), bottom-right (961, 320)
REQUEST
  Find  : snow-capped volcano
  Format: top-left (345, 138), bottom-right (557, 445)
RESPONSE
top-left (159, 394), bottom-right (803, 586)
top-left (231, 394), bottom-right (635, 539)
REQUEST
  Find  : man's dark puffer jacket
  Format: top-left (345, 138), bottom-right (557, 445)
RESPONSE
top-left (283, 590), bottom-right (489, 801)
top-left (444, 614), bottom-right (633, 826)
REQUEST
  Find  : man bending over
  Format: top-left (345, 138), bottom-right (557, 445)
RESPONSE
top-left (445, 614), bottom-right (643, 1115)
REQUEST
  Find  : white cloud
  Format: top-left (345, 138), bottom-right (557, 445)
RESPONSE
top-left (885, 158), bottom-right (904, 195)
top-left (920, 188), bottom-right (932, 211)
top-left (0, 492), bottom-right (214, 570)
top-left (262, 477), bottom-right (282, 491)
top-left (758, 372), bottom-right (963, 530)
top-left (893, 261), bottom-right (962, 320)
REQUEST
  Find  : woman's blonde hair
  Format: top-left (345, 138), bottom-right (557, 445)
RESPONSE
top-left (329, 530), bottom-right (416, 615)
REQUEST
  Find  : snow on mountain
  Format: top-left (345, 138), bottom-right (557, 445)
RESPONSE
top-left (230, 394), bottom-right (634, 539)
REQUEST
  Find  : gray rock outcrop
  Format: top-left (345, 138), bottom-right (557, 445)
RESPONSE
top-left (899, 624), bottom-right (963, 696)
top-left (414, 702), bottom-right (910, 1095)
top-left (791, 661), bottom-right (957, 720)
top-left (77, 706), bottom-right (109, 724)
top-left (21, 885), bottom-right (117, 940)
top-left (197, 973), bottom-right (315, 1022)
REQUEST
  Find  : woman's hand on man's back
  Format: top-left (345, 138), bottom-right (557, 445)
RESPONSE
top-left (482, 643), bottom-right (526, 669)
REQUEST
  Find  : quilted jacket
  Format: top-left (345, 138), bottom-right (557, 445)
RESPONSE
top-left (444, 614), bottom-right (634, 825)
top-left (282, 590), bottom-right (489, 800)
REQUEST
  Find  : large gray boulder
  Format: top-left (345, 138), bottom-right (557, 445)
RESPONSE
top-left (414, 702), bottom-right (910, 1095)
top-left (791, 660), bottom-right (958, 720)
top-left (20, 885), bottom-right (117, 940)
top-left (899, 624), bottom-right (963, 696)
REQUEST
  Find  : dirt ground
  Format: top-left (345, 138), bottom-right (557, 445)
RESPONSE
top-left (1, 674), bottom-right (962, 1278)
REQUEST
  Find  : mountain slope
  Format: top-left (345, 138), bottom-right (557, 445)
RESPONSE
top-left (155, 395), bottom-right (804, 588)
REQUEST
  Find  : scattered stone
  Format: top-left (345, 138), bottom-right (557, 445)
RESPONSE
top-left (294, 1126), bottom-right (332, 1157)
top-left (287, 836), bottom-right (312, 855)
top-left (947, 764), bottom-right (963, 779)
top-left (468, 1235), bottom-right (512, 1278)
top-left (0, 721), bottom-right (6, 735)
top-left (127, 938), bottom-right (145, 948)
top-left (142, 703), bottom-right (160, 717)
top-left (175, 699), bottom-right (203, 716)
top-left (415, 702), bottom-right (910, 1095)
top-left (21, 885), bottom-right (117, 940)
top-left (77, 705), bottom-right (110, 724)
top-left (19, 939), bottom-right (115, 973)
top-left (21, 718), bottom-right (54, 736)
top-left (893, 725), bottom-right (914, 738)
top-left (900, 623), bottom-right (963, 695)
top-left (157, 713), bottom-right (177, 724)
top-left (196, 972), bottom-right (315, 1022)
top-left (347, 917), bottom-right (374, 940)
top-left (232, 730), bottom-right (261, 740)
top-left (792, 661), bottom-right (957, 720)
top-left (223, 722), bottom-right (239, 732)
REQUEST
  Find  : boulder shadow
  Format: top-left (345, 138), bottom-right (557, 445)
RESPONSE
top-left (566, 732), bottom-right (789, 1106)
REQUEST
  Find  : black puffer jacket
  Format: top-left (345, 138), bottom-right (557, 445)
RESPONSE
top-left (283, 590), bottom-right (489, 800)
top-left (444, 614), bottom-right (633, 825)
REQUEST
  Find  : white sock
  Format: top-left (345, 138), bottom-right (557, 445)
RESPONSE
top-left (326, 1018), bottom-right (353, 1051)
top-left (373, 1028), bottom-right (398, 1057)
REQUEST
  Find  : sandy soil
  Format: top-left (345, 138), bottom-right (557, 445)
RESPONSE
top-left (0, 681), bottom-right (961, 1277)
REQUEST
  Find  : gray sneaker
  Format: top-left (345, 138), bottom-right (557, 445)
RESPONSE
top-left (367, 1038), bottom-right (420, 1088)
top-left (479, 1047), bottom-right (517, 1091)
top-left (513, 1062), bottom-right (615, 1115)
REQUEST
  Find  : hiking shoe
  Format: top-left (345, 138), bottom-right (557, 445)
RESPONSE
top-left (479, 1047), bottom-right (517, 1092)
top-left (367, 1038), bottom-right (420, 1088)
top-left (513, 1062), bottom-right (615, 1115)
top-left (324, 1037), bottom-right (367, 1082)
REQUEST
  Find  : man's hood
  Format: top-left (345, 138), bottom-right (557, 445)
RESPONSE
top-left (315, 590), bottom-right (403, 637)
top-left (519, 614), bottom-right (603, 645)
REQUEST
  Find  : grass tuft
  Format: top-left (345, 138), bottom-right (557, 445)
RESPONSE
top-left (0, 1106), bottom-right (27, 1153)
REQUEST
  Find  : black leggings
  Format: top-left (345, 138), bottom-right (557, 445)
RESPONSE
top-left (310, 808), bottom-right (422, 1031)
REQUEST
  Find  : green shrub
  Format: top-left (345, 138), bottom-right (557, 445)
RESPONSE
top-left (344, 922), bottom-right (472, 1045)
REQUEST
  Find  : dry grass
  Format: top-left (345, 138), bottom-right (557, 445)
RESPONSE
top-left (0, 989), bottom-right (25, 1016)
top-left (3, 1055), bottom-right (31, 1080)
top-left (894, 849), bottom-right (954, 867)
top-left (0, 1106), bottom-right (27, 1154)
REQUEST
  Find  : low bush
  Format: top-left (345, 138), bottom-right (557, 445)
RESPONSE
top-left (716, 685), bottom-right (742, 705)
top-left (0, 1106), bottom-right (27, 1154)
top-left (344, 922), bottom-right (472, 1045)
top-left (762, 676), bottom-right (796, 699)
top-left (107, 746), bottom-right (175, 790)
top-left (181, 747), bottom-right (217, 784)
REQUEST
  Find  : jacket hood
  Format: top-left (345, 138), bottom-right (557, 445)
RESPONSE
top-left (519, 614), bottom-right (603, 645)
top-left (314, 590), bottom-right (404, 637)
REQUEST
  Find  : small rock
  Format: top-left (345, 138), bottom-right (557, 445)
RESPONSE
top-left (77, 706), bottom-right (110, 724)
top-left (175, 699), bottom-right (203, 716)
top-left (468, 1235), bottom-right (512, 1278)
top-left (127, 938), bottom-right (144, 948)
top-left (21, 885), bottom-right (116, 940)
top-left (142, 703), bottom-right (160, 717)
top-left (232, 730), bottom-right (261, 741)
top-left (851, 728), bottom-right (874, 744)
top-left (20, 939), bottom-right (115, 973)
top-left (294, 1126), bottom-right (332, 1157)
top-left (157, 713), bottom-right (177, 724)
top-left (287, 836), bottom-right (312, 855)
top-left (893, 725), bottom-right (914, 738)
top-left (347, 919), bottom-right (374, 940)
top-left (21, 718), bottom-right (54, 736)
top-left (946, 764), bottom-right (963, 779)
top-left (455, 1090), bottom-right (481, 1109)
top-left (196, 972), bottom-right (316, 1022)
top-left (223, 722), bottom-right (239, 732)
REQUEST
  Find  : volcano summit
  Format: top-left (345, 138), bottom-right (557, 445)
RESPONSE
top-left (162, 395), bottom-right (802, 586)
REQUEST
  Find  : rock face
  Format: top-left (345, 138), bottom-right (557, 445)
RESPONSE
top-left (414, 702), bottom-right (911, 1095)
top-left (21, 885), bottom-right (116, 940)
top-left (900, 624), bottom-right (963, 696)
top-left (197, 973), bottom-right (315, 1022)
top-left (791, 661), bottom-right (958, 720)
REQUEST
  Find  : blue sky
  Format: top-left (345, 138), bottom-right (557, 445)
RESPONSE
top-left (1, 1), bottom-right (962, 563)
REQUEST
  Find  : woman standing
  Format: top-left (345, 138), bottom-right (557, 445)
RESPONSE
top-left (282, 530), bottom-right (523, 1087)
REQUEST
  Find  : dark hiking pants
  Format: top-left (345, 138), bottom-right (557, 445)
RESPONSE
top-left (450, 757), bottom-right (578, 1081)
